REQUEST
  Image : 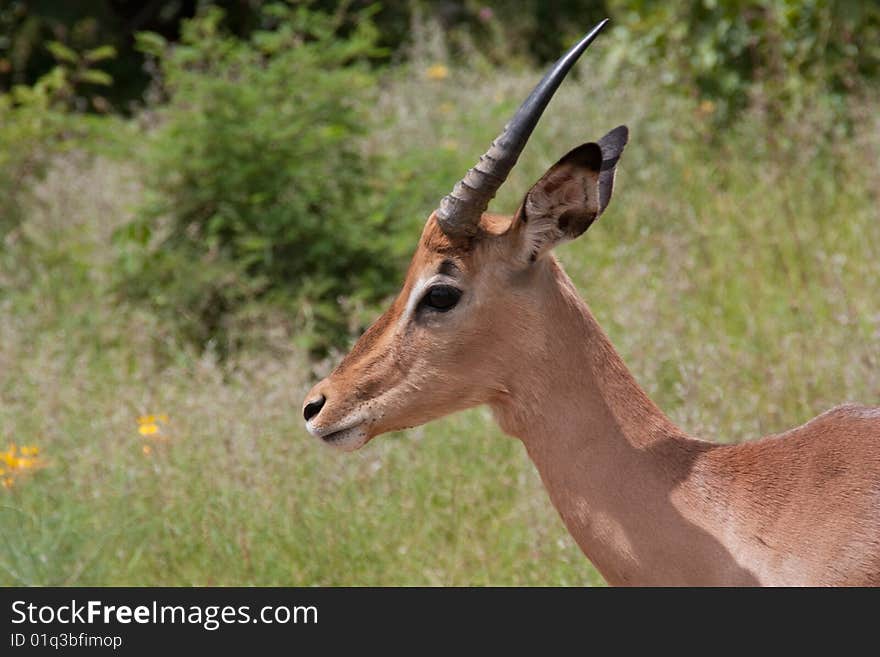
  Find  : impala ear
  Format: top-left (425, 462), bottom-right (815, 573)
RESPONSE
top-left (512, 125), bottom-right (628, 263)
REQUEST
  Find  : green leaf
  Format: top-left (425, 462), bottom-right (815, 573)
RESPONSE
top-left (135, 31), bottom-right (167, 57)
top-left (76, 69), bottom-right (113, 86)
top-left (84, 45), bottom-right (117, 63)
top-left (46, 41), bottom-right (78, 64)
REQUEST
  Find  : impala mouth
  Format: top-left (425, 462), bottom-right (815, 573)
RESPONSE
top-left (321, 426), bottom-right (357, 443)
top-left (309, 422), bottom-right (369, 452)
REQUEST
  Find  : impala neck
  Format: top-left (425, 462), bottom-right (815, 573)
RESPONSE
top-left (490, 258), bottom-right (753, 585)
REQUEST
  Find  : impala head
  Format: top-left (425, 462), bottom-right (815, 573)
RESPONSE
top-left (303, 20), bottom-right (628, 451)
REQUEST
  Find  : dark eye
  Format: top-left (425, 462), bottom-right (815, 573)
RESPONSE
top-left (419, 285), bottom-right (461, 312)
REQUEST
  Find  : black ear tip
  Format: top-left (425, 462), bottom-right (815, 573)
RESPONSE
top-left (597, 125), bottom-right (628, 168)
top-left (600, 124), bottom-right (629, 149)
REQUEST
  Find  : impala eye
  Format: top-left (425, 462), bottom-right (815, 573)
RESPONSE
top-left (420, 285), bottom-right (461, 312)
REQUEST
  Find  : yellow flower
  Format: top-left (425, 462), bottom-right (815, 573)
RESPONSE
top-left (0, 443), bottom-right (44, 490)
top-left (137, 413), bottom-right (170, 437)
top-left (138, 423), bottom-right (159, 436)
top-left (136, 412), bottom-right (172, 454)
top-left (426, 64), bottom-right (449, 81)
top-left (2, 444), bottom-right (16, 467)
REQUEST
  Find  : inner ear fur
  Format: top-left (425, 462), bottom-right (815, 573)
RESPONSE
top-left (514, 125), bottom-right (628, 261)
top-left (524, 142), bottom-right (602, 240)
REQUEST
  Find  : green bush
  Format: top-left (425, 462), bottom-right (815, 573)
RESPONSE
top-left (0, 72), bottom-right (63, 238)
top-left (0, 42), bottom-right (118, 239)
top-left (119, 3), bottom-right (416, 355)
top-left (611, 0), bottom-right (880, 123)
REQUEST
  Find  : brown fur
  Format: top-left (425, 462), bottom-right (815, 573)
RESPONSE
top-left (304, 146), bottom-right (880, 587)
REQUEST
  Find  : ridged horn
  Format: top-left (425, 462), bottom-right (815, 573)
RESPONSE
top-left (435, 18), bottom-right (609, 237)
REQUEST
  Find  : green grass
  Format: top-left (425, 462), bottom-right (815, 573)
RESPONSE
top-left (1, 61), bottom-right (878, 585)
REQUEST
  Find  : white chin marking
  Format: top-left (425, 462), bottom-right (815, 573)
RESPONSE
top-left (318, 425), bottom-right (369, 452)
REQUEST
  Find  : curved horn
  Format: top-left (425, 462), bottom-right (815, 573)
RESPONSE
top-left (436, 19), bottom-right (610, 238)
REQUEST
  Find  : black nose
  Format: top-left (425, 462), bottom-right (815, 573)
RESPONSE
top-left (303, 395), bottom-right (326, 422)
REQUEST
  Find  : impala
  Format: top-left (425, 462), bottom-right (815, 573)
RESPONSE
top-left (302, 20), bottom-right (880, 586)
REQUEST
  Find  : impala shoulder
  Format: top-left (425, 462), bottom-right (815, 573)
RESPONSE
top-left (804, 403), bottom-right (880, 429)
top-left (718, 403), bottom-right (880, 458)
top-left (757, 403), bottom-right (880, 467)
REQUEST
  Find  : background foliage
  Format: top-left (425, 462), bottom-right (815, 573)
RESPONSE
top-left (0, 1), bottom-right (878, 585)
top-left (118, 4), bottom-right (411, 355)
top-left (3, 1), bottom-right (879, 353)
